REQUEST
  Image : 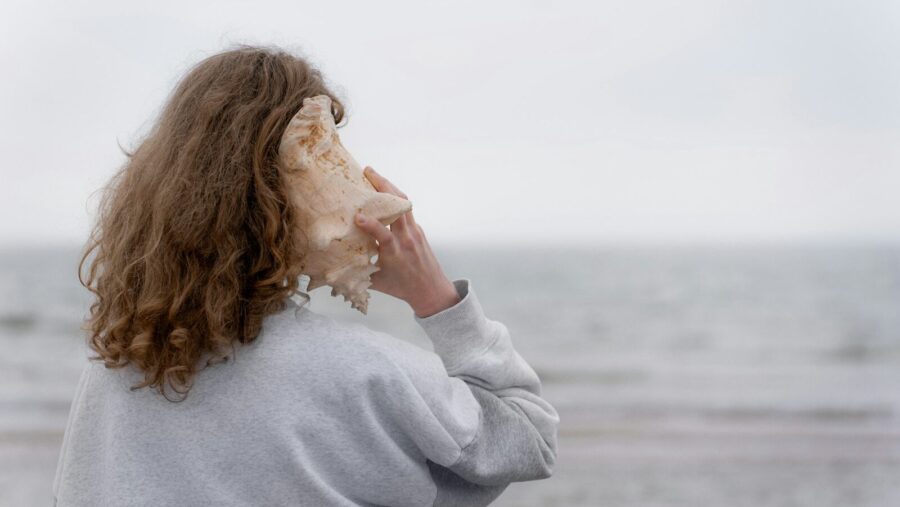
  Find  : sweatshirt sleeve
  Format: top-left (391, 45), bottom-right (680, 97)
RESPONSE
top-left (368, 278), bottom-right (559, 498)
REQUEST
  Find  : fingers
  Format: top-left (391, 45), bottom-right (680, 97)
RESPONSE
top-left (364, 166), bottom-right (411, 232)
top-left (354, 212), bottom-right (394, 247)
top-left (362, 166), bottom-right (422, 238)
top-left (404, 206), bottom-right (419, 230)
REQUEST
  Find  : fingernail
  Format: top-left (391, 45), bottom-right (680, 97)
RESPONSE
top-left (355, 213), bottom-right (366, 224)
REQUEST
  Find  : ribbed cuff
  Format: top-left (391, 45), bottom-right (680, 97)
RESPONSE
top-left (414, 278), bottom-right (496, 372)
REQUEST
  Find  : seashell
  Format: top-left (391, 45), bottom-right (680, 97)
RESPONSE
top-left (278, 94), bottom-right (412, 314)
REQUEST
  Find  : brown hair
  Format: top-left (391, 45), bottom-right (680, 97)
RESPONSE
top-left (79, 44), bottom-right (345, 401)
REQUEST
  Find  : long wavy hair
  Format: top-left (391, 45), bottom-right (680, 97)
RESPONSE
top-left (79, 45), bottom-right (345, 401)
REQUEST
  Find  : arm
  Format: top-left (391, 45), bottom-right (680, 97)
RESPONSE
top-left (370, 278), bottom-right (559, 496)
top-left (353, 167), bottom-right (558, 499)
top-left (414, 278), bottom-right (559, 485)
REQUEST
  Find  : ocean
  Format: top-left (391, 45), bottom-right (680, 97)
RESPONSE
top-left (1, 243), bottom-right (899, 506)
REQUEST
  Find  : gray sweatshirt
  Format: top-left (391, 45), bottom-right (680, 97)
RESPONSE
top-left (52, 278), bottom-right (559, 506)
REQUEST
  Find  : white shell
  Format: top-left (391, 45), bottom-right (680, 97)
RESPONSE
top-left (278, 94), bottom-right (412, 314)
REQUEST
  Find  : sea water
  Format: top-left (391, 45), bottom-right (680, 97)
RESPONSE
top-left (1, 243), bottom-right (898, 506)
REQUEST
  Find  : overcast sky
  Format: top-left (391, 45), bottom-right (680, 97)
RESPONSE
top-left (1, 0), bottom-right (898, 247)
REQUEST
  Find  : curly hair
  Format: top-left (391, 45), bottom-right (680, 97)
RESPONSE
top-left (79, 44), bottom-right (346, 401)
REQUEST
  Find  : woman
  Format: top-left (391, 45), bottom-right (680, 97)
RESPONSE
top-left (53, 44), bottom-right (558, 507)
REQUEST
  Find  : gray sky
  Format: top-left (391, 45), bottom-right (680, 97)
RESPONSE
top-left (1, 0), bottom-right (898, 247)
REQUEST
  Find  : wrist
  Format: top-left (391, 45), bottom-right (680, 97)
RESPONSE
top-left (411, 279), bottom-right (460, 318)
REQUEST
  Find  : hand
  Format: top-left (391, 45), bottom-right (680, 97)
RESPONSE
top-left (354, 166), bottom-right (460, 318)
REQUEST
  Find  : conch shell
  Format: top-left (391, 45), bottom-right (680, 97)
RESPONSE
top-left (278, 94), bottom-right (412, 314)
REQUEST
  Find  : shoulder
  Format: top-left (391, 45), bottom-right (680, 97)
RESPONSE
top-left (264, 301), bottom-right (442, 383)
top-left (337, 319), bottom-right (446, 382)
